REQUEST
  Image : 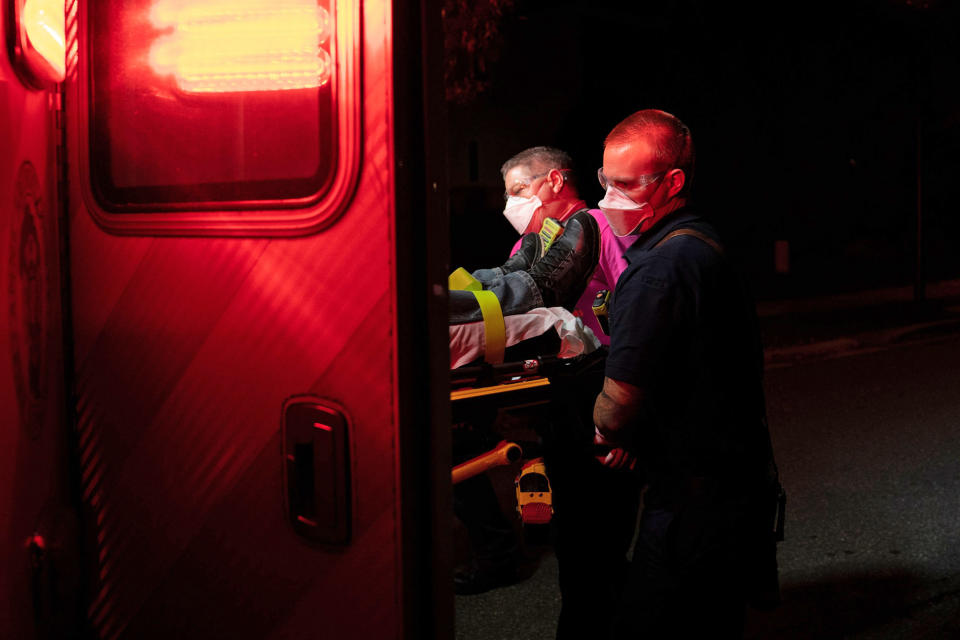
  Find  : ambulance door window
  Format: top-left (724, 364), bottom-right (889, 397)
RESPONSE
top-left (85, 0), bottom-right (352, 227)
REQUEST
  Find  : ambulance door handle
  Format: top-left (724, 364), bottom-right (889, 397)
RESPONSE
top-left (282, 398), bottom-right (351, 545)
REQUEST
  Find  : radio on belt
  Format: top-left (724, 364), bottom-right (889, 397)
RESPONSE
top-left (592, 289), bottom-right (611, 336)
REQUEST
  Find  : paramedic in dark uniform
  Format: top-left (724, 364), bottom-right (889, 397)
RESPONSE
top-left (592, 109), bottom-right (780, 637)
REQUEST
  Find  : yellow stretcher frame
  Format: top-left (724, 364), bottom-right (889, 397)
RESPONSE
top-left (449, 377), bottom-right (551, 484)
top-left (450, 376), bottom-right (549, 401)
top-left (451, 440), bottom-right (523, 484)
top-left (448, 345), bottom-right (606, 486)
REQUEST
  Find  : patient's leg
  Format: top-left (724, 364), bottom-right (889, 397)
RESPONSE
top-left (449, 270), bottom-right (544, 323)
top-left (449, 211), bottom-right (600, 325)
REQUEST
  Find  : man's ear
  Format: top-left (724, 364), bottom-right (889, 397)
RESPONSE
top-left (547, 168), bottom-right (566, 193)
top-left (666, 169), bottom-right (685, 198)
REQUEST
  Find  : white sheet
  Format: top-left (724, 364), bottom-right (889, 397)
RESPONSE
top-left (449, 307), bottom-right (601, 369)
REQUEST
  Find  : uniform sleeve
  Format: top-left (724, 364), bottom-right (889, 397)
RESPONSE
top-left (604, 257), bottom-right (686, 388)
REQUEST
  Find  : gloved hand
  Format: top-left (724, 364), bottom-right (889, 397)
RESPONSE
top-left (593, 426), bottom-right (637, 471)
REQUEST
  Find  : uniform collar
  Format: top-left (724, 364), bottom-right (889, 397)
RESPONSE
top-left (634, 207), bottom-right (700, 248)
top-left (624, 206), bottom-right (701, 260)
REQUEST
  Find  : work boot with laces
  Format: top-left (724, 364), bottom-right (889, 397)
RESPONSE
top-left (527, 210), bottom-right (600, 310)
top-left (499, 231), bottom-right (543, 274)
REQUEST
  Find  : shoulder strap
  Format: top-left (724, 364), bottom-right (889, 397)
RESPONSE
top-left (653, 228), bottom-right (724, 256)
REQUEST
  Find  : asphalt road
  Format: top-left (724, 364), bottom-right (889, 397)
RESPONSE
top-left (455, 331), bottom-right (960, 639)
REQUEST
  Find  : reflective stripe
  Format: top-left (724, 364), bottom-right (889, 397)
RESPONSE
top-left (539, 218), bottom-right (563, 255)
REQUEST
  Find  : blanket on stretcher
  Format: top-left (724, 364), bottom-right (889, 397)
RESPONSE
top-left (449, 307), bottom-right (601, 369)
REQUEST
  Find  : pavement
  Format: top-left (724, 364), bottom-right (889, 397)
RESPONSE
top-left (759, 279), bottom-right (960, 369)
top-left (455, 277), bottom-right (960, 639)
top-left (751, 278), bottom-right (960, 639)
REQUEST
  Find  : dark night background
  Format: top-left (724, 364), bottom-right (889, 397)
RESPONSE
top-left (445, 0), bottom-right (960, 303)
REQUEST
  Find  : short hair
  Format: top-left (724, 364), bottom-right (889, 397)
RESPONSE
top-left (500, 146), bottom-right (577, 190)
top-left (604, 109), bottom-right (695, 196)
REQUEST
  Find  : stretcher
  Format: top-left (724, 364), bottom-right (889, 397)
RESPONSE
top-left (450, 321), bottom-right (608, 524)
top-left (447, 252), bottom-right (610, 522)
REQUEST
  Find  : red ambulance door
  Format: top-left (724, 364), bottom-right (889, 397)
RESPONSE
top-left (62, 0), bottom-right (451, 638)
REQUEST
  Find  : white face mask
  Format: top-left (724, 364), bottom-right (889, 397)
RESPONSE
top-left (503, 195), bottom-right (542, 234)
top-left (598, 186), bottom-right (653, 237)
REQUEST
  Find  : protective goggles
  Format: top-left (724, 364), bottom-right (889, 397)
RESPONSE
top-left (503, 172), bottom-right (547, 201)
top-left (597, 168), bottom-right (665, 194)
top-left (503, 168), bottom-right (571, 201)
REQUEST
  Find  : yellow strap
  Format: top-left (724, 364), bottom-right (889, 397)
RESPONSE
top-left (472, 290), bottom-right (505, 364)
top-left (449, 267), bottom-right (505, 363)
top-left (448, 267), bottom-right (481, 291)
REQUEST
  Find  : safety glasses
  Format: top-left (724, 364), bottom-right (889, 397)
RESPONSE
top-left (503, 168), bottom-right (572, 201)
top-left (597, 168), bottom-right (665, 194)
top-left (503, 172), bottom-right (547, 201)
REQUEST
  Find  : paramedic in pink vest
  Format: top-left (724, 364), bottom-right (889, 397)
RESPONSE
top-left (501, 146), bottom-right (636, 344)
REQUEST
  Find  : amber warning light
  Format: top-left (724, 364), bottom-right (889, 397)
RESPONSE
top-left (147, 0), bottom-right (332, 93)
top-left (14, 0), bottom-right (66, 84)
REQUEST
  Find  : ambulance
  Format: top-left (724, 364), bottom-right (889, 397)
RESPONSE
top-left (1, 0), bottom-right (452, 637)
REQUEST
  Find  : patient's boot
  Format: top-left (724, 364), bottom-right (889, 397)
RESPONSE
top-left (527, 210), bottom-right (600, 310)
top-left (447, 212), bottom-right (599, 325)
top-left (471, 232), bottom-right (543, 286)
top-left (499, 232), bottom-right (542, 274)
